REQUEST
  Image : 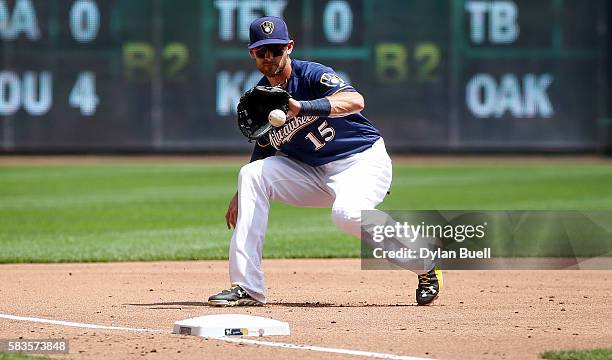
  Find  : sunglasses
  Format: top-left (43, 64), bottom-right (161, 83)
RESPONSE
top-left (253, 44), bottom-right (287, 58)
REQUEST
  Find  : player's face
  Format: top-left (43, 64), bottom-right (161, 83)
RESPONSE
top-left (250, 41), bottom-right (293, 77)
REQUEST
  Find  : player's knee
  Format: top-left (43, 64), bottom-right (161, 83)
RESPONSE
top-left (331, 207), bottom-right (361, 237)
top-left (238, 161), bottom-right (263, 181)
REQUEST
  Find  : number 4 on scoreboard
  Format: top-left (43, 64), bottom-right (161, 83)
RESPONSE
top-left (69, 71), bottom-right (99, 116)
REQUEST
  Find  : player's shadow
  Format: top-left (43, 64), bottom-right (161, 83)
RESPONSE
top-left (126, 301), bottom-right (208, 308)
top-left (126, 301), bottom-right (419, 308)
top-left (269, 302), bottom-right (416, 308)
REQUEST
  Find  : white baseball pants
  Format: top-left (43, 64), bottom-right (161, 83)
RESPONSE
top-left (229, 138), bottom-right (392, 303)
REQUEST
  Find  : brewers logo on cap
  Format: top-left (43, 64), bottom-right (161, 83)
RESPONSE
top-left (261, 21), bottom-right (275, 35)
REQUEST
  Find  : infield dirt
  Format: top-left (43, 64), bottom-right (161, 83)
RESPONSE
top-left (0, 259), bottom-right (610, 360)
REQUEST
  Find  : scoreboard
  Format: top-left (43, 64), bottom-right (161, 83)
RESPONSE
top-left (0, 0), bottom-right (608, 152)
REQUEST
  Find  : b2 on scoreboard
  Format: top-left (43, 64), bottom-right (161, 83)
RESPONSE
top-left (375, 42), bottom-right (442, 84)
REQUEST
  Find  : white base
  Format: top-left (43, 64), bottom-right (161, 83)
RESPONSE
top-left (173, 314), bottom-right (290, 337)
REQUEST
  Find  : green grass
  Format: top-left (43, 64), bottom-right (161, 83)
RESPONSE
top-left (540, 348), bottom-right (612, 360)
top-left (0, 354), bottom-right (51, 360)
top-left (1, 162), bottom-right (611, 263)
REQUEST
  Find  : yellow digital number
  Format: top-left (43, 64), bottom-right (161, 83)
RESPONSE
top-left (375, 42), bottom-right (440, 84)
top-left (123, 42), bottom-right (189, 81)
top-left (414, 42), bottom-right (440, 82)
top-left (164, 43), bottom-right (189, 81)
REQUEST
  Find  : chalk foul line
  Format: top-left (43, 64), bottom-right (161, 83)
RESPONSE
top-left (0, 312), bottom-right (433, 360)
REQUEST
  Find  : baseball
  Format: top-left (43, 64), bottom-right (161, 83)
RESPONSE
top-left (268, 109), bottom-right (286, 127)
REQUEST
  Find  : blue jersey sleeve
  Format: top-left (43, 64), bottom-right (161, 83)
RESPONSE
top-left (306, 64), bottom-right (356, 98)
top-left (256, 77), bottom-right (269, 86)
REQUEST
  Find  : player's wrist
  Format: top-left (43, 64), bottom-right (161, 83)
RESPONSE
top-left (298, 98), bottom-right (331, 117)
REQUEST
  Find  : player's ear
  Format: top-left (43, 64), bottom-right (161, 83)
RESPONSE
top-left (286, 40), bottom-right (294, 55)
top-left (248, 49), bottom-right (256, 59)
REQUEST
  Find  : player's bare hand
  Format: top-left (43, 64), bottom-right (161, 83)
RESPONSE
top-left (225, 192), bottom-right (238, 229)
top-left (286, 98), bottom-right (301, 119)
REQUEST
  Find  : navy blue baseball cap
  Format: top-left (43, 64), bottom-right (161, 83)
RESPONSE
top-left (248, 16), bottom-right (290, 49)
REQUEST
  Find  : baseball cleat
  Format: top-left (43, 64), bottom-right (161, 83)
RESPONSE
top-left (416, 266), bottom-right (443, 306)
top-left (208, 284), bottom-right (263, 307)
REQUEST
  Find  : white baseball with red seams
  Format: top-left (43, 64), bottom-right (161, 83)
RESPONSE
top-left (268, 109), bottom-right (286, 127)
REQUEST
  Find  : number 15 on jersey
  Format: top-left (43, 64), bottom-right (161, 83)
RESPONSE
top-left (305, 120), bottom-right (336, 150)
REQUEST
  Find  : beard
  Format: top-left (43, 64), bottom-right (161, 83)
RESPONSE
top-left (258, 56), bottom-right (287, 77)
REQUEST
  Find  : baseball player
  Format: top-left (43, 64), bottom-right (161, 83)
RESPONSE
top-left (208, 16), bottom-right (443, 307)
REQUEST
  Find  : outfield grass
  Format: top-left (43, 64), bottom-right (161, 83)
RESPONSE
top-left (1, 162), bottom-right (611, 263)
top-left (0, 354), bottom-right (51, 360)
top-left (540, 348), bottom-right (612, 360)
